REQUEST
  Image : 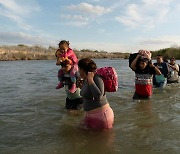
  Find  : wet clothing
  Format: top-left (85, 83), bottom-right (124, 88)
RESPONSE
top-left (65, 97), bottom-right (83, 110)
top-left (153, 62), bottom-right (169, 88)
top-left (80, 74), bottom-right (108, 111)
top-left (154, 62), bottom-right (169, 78)
top-left (133, 92), bottom-right (151, 99)
top-left (133, 66), bottom-right (156, 99)
top-left (167, 64), bottom-right (179, 83)
top-left (83, 104), bottom-right (114, 129)
top-left (64, 74), bottom-right (82, 110)
top-left (80, 74), bottom-right (114, 130)
top-left (65, 86), bottom-right (81, 99)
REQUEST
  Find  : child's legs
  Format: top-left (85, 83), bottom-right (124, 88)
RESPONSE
top-left (69, 65), bottom-right (78, 77)
top-left (69, 65), bottom-right (78, 83)
top-left (70, 77), bottom-right (76, 83)
top-left (58, 69), bottom-right (64, 82)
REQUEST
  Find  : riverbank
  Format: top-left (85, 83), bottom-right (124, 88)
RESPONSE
top-left (0, 45), bottom-right (129, 61)
top-left (1, 45), bottom-right (179, 61)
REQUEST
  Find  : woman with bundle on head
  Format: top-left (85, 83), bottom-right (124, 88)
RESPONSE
top-left (130, 50), bottom-right (161, 99)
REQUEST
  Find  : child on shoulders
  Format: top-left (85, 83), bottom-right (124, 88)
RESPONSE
top-left (55, 40), bottom-right (78, 93)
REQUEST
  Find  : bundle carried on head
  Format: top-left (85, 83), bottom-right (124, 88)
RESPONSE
top-left (129, 50), bottom-right (152, 69)
top-left (138, 50), bottom-right (152, 60)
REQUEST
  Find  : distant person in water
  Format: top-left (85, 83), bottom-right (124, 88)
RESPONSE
top-left (78, 58), bottom-right (114, 130)
top-left (153, 55), bottom-right (169, 89)
top-left (55, 40), bottom-right (78, 93)
top-left (130, 51), bottom-right (161, 99)
top-left (163, 58), bottom-right (169, 63)
top-left (59, 59), bottom-right (83, 110)
top-left (167, 57), bottom-right (179, 83)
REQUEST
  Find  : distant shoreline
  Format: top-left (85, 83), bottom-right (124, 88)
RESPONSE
top-left (0, 45), bottom-right (130, 61)
top-left (0, 45), bottom-right (179, 61)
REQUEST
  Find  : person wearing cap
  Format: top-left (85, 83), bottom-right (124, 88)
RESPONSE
top-left (153, 55), bottom-right (169, 88)
top-left (167, 57), bottom-right (179, 83)
top-left (130, 53), bottom-right (161, 99)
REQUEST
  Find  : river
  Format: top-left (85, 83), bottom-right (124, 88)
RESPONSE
top-left (0, 59), bottom-right (179, 154)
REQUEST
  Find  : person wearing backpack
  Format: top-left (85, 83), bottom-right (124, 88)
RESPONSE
top-left (130, 52), bottom-right (161, 99)
top-left (78, 58), bottom-right (114, 130)
top-left (167, 57), bottom-right (179, 83)
top-left (153, 55), bottom-right (169, 88)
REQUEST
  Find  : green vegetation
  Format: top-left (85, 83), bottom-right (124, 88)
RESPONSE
top-left (151, 47), bottom-right (180, 59)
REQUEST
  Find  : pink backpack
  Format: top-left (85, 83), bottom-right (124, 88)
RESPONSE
top-left (96, 67), bottom-right (118, 92)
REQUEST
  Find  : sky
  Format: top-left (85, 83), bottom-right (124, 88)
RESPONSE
top-left (0, 0), bottom-right (180, 53)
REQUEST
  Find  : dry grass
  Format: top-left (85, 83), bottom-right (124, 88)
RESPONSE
top-left (0, 45), bottom-right (129, 61)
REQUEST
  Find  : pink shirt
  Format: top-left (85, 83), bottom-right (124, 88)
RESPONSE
top-left (60, 48), bottom-right (78, 65)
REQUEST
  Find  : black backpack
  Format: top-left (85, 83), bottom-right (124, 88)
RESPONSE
top-left (178, 64), bottom-right (180, 76)
top-left (129, 53), bottom-right (138, 68)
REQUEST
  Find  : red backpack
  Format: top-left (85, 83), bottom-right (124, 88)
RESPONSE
top-left (96, 67), bottom-right (118, 92)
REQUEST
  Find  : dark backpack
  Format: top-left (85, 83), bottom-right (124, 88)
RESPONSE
top-left (178, 64), bottom-right (180, 76)
top-left (129, 53), bottom-right (138, 68)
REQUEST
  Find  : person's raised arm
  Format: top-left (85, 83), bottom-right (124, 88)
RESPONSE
top-left (168, 64), bottom-right (179, 72)
top-left (130, 54), bottom-right (140, 71)
top-left (87, 72), bottom-right (104, 100)
top-left (149, 61), bottom-right (161, 75)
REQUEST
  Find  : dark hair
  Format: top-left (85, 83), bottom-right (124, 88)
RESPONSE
top-left (78, 58), bottom-right (97, 74)
top-left (157, 54), bottom-right (163, 57)
top-left (58, 40), bottom-right (70, 47)
top-left (163, 58), bottom-right (169, 63)
top-left (170, 57), bottom-right (175, 60)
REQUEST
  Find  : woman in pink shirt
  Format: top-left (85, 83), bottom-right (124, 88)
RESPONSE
top-left (55, 40), bottom-right (78, 93)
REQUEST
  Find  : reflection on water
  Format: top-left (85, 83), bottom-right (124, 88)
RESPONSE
top-left (0, 60), bottom-right (179, 154)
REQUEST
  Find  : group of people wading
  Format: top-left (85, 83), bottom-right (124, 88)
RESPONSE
top-left (55, 40), bottom-right (179, 130)
top-left (130, 51), bottom-right (179, 99)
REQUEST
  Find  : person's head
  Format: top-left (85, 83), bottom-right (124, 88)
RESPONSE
top-left (78, 58), bottom-right (97, 79)
top-left (58, 40), bottom-right (70, 53)
top-left (170, 57), bottom-right (176, 65)
top-left (60, 59), bottom-right (72, 73)
top-left (138, 58), bottom-right (149, 70)
top-left (163, 58), bottom-right (169, 63)
top-left (156, 55), bottom-right (163, 63)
